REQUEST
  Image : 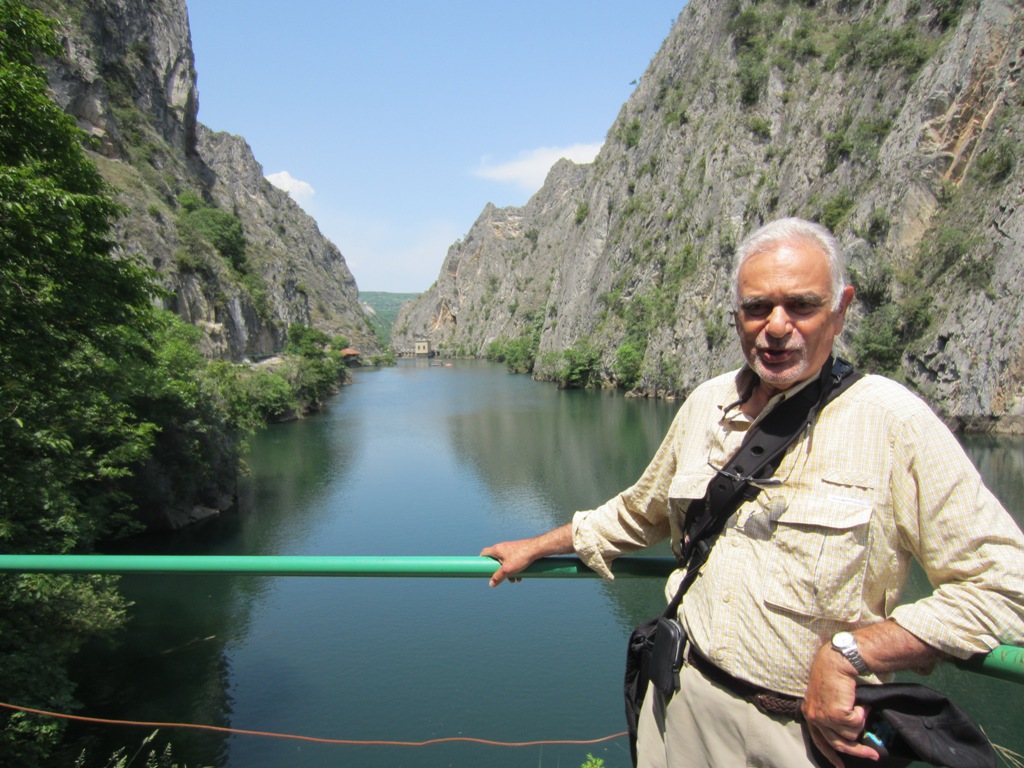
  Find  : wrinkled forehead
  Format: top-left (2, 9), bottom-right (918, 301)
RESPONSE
top-left (736, 239), bottom-right (833, 297)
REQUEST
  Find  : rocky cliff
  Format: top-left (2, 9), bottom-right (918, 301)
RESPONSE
top-left (394, 0), bottom-right (1024, 431)
top-left (30, 0), bottom-right (377, 359)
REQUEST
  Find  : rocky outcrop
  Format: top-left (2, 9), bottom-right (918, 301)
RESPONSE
top-left (32, 0), bottom-right (377, 360)
top-left (194, 126), bottom-right (371, 354)
top-left (395, 0), bottom-right (1024, 430)
top-left (38, 0), bottom-right (198, 155)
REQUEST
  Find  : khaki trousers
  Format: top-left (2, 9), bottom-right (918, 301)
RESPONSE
top-left (635, 656), bottom-right (820, 768)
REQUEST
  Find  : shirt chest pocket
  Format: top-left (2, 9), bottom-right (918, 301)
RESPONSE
top-left (668, 471), bottom-right (716, 521)
top-left (669, 472), bottom-right (714, 504)
top-left (763, 473), bottom-right (874, 623)
top-left (666, 472), bottom-right (715, 552)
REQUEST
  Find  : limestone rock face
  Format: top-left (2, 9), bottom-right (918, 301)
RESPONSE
top-left (40, 0), bottom-right (198, 155)
top-left (196, 126), bottom-right (371, 355)
top-left (394, 159), bottom-right (592, 358)
top-left (32, 0), bottom-right (377, 360)
top-left (394, 0), bottom-right (1024, 429)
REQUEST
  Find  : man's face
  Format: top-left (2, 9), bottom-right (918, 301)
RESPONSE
top-left (734, 239), bottom-right (854, 395)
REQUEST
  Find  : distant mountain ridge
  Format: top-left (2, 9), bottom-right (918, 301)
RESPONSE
top-left (29, 0), bottom-right (378, 360)
top-left (360, 292), bottom-right (419, 347)
top-left (394, 0), bottom-right (1024, 432)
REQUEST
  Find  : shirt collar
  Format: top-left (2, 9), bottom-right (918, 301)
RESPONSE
top-left (719, 365), bottom-right (820, 424)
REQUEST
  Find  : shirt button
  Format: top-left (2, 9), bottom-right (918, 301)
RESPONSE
top-left (722, 593), bottom-right (731, 603)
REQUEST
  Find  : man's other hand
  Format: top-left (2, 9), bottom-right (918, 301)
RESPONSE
top-left (480, 523), bottom-right (574, 587)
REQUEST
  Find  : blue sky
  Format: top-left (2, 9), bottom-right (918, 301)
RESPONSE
top-left (186, 1), bottom-right (682, 293)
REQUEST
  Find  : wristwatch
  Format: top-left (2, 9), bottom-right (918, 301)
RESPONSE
top-left (831, 631), bottom-right (870, 675)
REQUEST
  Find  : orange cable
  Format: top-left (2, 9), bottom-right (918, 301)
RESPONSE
top-left (0, 700), bottom-right (627, 748)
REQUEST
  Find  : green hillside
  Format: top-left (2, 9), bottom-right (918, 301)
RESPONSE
top-left (361, 292), bottom-right (420, 347)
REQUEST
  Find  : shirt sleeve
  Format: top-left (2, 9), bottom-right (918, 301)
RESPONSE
top-left (888, 406), bottom-right (1024, 657)
top-left (571, 400), bottom-right (686, 579)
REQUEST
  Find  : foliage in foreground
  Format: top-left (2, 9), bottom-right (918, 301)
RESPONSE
top-left (0, 3), bottom-right (310, 763)
top-left (75, 730), bottom-right (207, 768)
top-left (0, 2), bottom-right (170, 759)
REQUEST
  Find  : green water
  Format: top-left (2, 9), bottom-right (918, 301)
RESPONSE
top-left (69, 360), bottom-right (1023, 767)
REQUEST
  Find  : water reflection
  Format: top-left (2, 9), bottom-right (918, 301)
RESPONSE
top-left (447, 385), bottom-right (677, 522)
top-left (962, 432), bottom-right (1024, 517)
top-left (445, 382), bottom-right (679, 631)
top-left (71, 387), bottom-right (365, 766)
top-left (235, 402), bottom-right (363, 554)
top-left (70, 570), bottom-right (235, 764)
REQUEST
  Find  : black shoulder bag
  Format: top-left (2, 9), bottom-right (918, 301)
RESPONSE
top-left (623, 358), bottom-right (860, 766)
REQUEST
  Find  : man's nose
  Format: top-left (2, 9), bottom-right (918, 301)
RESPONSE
top-left (765, 305), bottom-right (793, 336)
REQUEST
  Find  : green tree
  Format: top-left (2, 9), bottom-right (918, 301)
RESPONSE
top-left (117, 313), bottom-right (244, 522)
top-left (0, 4), bottom-right (234, 761)
top-left (613, 340), bottom-right (645, 389)
top-left (485, 311), bottom-right (544, 374)
top-left (284, 323), bottom-right (346, 409)
top-left (178, 204), bottom-right (247, 271)
top-left (555, 339), bottom-right (602, 390)
top-left (0, 0), bottom-right (158, 553)
top-left (487, 334), bottom-right (539, 374)
top-left (206, 360), bottom-right (297, 428)
top-left (285, 322), bottom-right (332, 357)
top-left (0, 3), bottom-right (147, 759)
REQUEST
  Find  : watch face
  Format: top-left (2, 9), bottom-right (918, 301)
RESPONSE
top-left (831, 631), bottom-right (869, 674)
top-left (833, 631), bottom-right (854, 649)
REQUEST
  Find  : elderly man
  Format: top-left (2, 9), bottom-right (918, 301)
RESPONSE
top-left (482, 217), bottom-right (1024, 767)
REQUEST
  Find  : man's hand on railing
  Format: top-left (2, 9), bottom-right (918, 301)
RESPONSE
top-left (480, 523), bottom-right (574, 587)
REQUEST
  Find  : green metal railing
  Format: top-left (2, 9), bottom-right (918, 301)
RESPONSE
top-left (0, 553), bottom-right (673, 579)
top-left (1, 554), bottom-right (1021, 684)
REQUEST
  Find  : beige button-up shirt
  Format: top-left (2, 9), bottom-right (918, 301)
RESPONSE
top-left (573, 366), bottom-right (1024, 697)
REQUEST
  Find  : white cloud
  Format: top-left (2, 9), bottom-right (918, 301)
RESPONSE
top-left (266, 170), bottom-right (316, 207)
top-left (474, 142), bottom-right (603, 192)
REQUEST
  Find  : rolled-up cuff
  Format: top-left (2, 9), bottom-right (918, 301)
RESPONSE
top-left (572, 510), bottom-right (617, 580)
top-left (889, 604), bottom-right (1000, 660)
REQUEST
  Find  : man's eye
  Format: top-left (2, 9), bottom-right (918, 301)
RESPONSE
top-left (789, 300), bottom-right (822, 315)
top-left (743, 303), bottom-right (772, 317)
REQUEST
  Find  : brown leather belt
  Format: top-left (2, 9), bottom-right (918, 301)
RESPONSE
top-left (686, 647), bottom-right (803, 719)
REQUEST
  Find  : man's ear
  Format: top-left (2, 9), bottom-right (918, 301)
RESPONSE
top-left (839, 285), bottom-right (855, 311)
top-left (834, 285), bottom-right (855, 332)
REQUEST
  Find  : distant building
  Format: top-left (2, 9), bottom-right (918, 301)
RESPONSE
top-left (414, 338), bottom-right (432, 357)
top-left (339, 348), bottom-right (362, 366)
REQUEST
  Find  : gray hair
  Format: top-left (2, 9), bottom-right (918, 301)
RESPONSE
top-left (731, 218), bottom-right (848, 311)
